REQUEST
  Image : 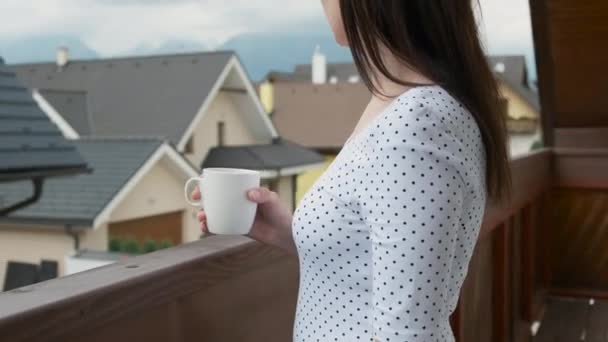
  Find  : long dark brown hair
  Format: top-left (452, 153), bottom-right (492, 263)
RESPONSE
top-left (340, 0), bottom-right (512, 203)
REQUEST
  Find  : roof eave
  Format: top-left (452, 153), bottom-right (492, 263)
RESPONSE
top-left (0, 165), bottom-right (93, 183)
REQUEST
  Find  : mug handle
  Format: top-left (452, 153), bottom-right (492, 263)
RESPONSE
top-left (184, 176), bottom-right (204, 207)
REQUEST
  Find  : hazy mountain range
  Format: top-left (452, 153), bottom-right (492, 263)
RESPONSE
top-left (0, 33), bottom-right (351, 81)
top-left (0, 35), bottom-right (99, 64)
top-left (0, 33), bottom-right (535, 82)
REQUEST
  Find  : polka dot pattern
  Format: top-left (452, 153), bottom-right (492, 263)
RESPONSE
top-left (291, 85), bottom-right (487, 342)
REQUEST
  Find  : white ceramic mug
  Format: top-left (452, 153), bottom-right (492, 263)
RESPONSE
top-left (184, 167), bottom-right (260, 235)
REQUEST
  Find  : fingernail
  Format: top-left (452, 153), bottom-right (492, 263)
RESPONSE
top-left (249, 189), bottom-right (259, 199)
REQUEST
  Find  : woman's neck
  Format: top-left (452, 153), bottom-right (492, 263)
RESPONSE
top-left (369, 44), bottom-right (434, 104)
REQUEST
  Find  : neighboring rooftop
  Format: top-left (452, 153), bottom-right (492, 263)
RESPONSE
top-left (488, 55), bottom-right (540, 111)
top-left (202, 137), bottom-right (325, 170)
top-left (0, 137), bottom-right (163, 226)
top-left (0, 57), bottom-right (89, 182)
top-left (7, 51), bottom-right (235, 145)
top-left (270, 82), bottom-right (371, 150)
top-left (268, 62), bottom-right (359, 83)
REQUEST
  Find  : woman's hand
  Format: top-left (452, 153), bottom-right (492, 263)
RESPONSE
top-left (191, 186), bottom-right (297, 256)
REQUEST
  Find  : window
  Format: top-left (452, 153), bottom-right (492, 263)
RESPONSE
top-left (217, 121), bottom-right (225, 146)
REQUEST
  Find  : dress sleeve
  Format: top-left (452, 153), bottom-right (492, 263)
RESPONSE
top-left (355, 103), bottom-right (468, 341)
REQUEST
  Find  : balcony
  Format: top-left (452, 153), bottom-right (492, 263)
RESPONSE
top-left (1, 1), bottom-right (607, 341)
top-left (0, 147), bottom-right (606, 342)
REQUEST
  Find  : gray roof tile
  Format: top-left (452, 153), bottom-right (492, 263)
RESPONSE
top-left (0, 137), bottom-right (162, 226)
top-left (202, 137), bottom-right (325, 170)
top-left (0, 58), bottom-right (89, 181)
top-left (7, 51), bottom-right (234, 144)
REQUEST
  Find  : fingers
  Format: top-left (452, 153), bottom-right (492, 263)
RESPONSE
top-left (191, 186), bottom-right (200, 200)
top-left (198, 210), bottom-right (208, 234)
top-left (247, 186), bottom-right (277, 203)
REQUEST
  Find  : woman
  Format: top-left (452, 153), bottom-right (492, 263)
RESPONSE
top-left (193, 0), bottom-right (511, 340)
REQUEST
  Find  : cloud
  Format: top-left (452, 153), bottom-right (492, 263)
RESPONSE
top-left (0, 0), bottom-right (535, 65)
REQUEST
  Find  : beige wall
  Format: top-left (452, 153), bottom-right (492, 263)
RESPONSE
top-left (499, 83), bottom-right (542, 156)
top-left (110, 157), bottom-right (188, 223)
top-left (80, 223), bottom-right (108, 250)
top-left (182, 209), bottom-right (202, 243)
top-left (499, 83), bottom-right (538, 120)
top-left (0, 226), bottom-right (73, 282)
top-left (277, 175), bottom-right (295, 213)
top-left (184, 92), bottom-right (258, 167)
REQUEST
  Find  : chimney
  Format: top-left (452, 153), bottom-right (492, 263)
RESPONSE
top-left (56, 46), bottom-right (69, 70)
top-left (312, 45), bottom-right (327, 84)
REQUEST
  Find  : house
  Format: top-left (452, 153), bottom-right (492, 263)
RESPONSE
top-left (0, 136), bottom-right (199, 281)
top-left (260, 50), bottom-right (542, 203)
top-left (8, 49), bottom-right (324, 212)
top-left (0, 58), bottom-right (91, 288)
top-left (487, 55), bottom-right (542, 155)
top-left (0, 50), bottom-right (324, 281)
top-left (0, 57), bottom-right (90, 213)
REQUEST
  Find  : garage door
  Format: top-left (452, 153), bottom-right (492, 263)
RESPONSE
top-left (108, 211), bottom-right (182, 246)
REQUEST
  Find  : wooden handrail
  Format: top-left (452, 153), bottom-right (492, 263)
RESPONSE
top-left (479, 148), bottom-right (552, 240)
top-left (0, 236), bottom-right (297, 341)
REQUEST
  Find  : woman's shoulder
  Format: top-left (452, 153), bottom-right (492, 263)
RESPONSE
top-left (382, 85), bottom-right (487, 191)
top-left (380, 85), bottom-right (483, 151)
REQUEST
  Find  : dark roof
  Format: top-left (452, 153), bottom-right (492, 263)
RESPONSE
top-left (0, 58), bottom-right (89, 182)
top-left (7, 51), bottom-right (234, 144)
top-left (39, 89), bottom-right (91, 134)
top-left (202, 137), bottom-right (325, 170)
top-left (0, 137), bottom-right (163, 226)
top-left (294, 62), bottom-right (359, 82)
top-left (267, 62), bottom-right (358, 83)
top-left (487, 55), bottom-right (528, 85)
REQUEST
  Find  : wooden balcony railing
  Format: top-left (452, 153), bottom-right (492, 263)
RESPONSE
top-left (0, 147), bottom-right (606, 342)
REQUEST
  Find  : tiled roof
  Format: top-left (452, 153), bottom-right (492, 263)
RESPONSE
top-left (202, 137), bottom-right (325, 170)
top-left (0, 58), bottom-right (89, 182)
top-left (0, 137), bottom-right (163, 226)
top-left (7, 51), bottom-right (234, 145)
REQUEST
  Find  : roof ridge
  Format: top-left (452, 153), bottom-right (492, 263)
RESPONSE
top-left (76, 135), bottom-right (167, 142)
top-left (8, 50), bottom-right (235, 67)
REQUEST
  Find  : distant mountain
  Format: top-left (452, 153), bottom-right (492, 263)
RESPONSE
top-left (0, 35), bottom-right (98, 64)
top-left (128, 39), bottom-right (206, 57)
top-left (220, 32), bottom-right (353, 81)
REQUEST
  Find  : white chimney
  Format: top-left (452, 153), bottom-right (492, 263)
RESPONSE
top-left (494, 62), bottom-right (505, 73)
top-left (56, 46), bottom-right (69, 69)
top-left (312, 45), bottom-right (327, 84)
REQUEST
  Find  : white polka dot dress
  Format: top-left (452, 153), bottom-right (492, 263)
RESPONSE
top-left (291, 85), bottom-right (487, 342)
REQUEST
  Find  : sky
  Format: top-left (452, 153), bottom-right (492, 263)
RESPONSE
top-left (0, 0), bottom-right (536, 74)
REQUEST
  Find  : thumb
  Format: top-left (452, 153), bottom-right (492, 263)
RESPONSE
top-left (247, 187), bottom-right (276, 203)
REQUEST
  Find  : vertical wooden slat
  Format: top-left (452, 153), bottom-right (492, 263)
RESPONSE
top-left (520, 202), bottom-right (534, 322)
top-left (493, 219), bottom-right (513, 342)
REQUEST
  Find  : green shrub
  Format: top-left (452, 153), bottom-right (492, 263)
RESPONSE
top-left (108, 237), bottom-right (121, 252)
top-left (157, 240), bottom-right (172, 250)
top-left (142, 238), bottom-right (157, 253)
top-left (121, 237), bottom-right (140, 255)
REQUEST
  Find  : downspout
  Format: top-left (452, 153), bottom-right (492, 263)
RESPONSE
top-left (64, 224), bottom-right (80, 251)
top-left (0, 177), bottom-right (44, 216)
